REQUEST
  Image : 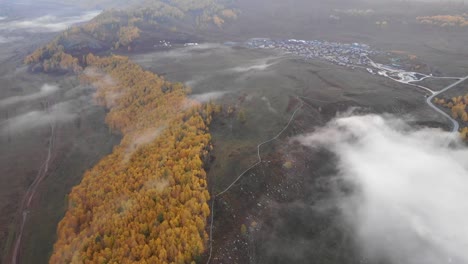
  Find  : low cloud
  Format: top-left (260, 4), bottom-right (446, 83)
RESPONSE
top-left (184, 75), bottom-right (212, 89)
top-left (228, 57), bottom-right (279, 73)
top-left (1, 101), bottom-right (76, 133)
top-left (84, 67), bottom-right (115, 87)
top-left (229, 62), bottom-right (275, 73)
top-left (189, 91), bottom-right (228, 103)
top-left (0, 10), bottom-right (101, 32)
top-left (132, 43), bottom-right (229, 64)
top-left (124, 127), bottom-right (165, 162)
top-left (296, 113), bottom-right (468, 264)
top-left (0, 36), bottom-right (23, 44)
top-left (83, 67), bottom-right (105, 79)
top-left (0, 83), bottom-right (59, 107)
top-left (143, 178), bottom-right (169, 193)
top-left (83, 67), bottom-right (120, 107)
top-left (261, 96), bottom-right (278, 114)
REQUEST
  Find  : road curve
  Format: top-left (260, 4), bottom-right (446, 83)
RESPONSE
top-left (426, 76), bottom-right (468, 133)
top-left (367, 56), bottom-right (467, 133)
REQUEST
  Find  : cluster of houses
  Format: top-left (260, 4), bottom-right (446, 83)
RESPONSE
top-left (245, 38), bottom-right (379, 68)
top-left (153, 40), bottom-right (172, 48)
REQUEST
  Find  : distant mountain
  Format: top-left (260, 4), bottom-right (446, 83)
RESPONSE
top-left (24, 0), bottom-right (239, 73)
top-left (41, 0), bottom-right (234, 12)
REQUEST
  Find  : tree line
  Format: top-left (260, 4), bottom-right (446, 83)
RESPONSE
top-left (435, 95), bottom-right (468, 140)
top-left (417, 14), bottom-right (468, 28)
top-left (49, 54), bottom-right (219, 263)
top-left (24, 0), bottom-right (238, 73)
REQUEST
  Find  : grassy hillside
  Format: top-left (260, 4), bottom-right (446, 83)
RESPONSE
top-left (24, 0), bottom-right (238, 73)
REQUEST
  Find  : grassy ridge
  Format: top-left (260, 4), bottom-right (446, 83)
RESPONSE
top-left (24, 0), bottom-right (238, 73)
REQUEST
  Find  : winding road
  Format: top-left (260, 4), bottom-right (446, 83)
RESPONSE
top-left (205, 63), bottom-right (468, 264)
top-left (206, 100), bottom-right (303, 264)
top-left (205, 65), bottom-right (468, 264)
top-left (369, 56), bottom-right (468, 133)
top-left (10, 119), bottom-right (55, 264)
top-left (426, 76), bottom-right (468, 133)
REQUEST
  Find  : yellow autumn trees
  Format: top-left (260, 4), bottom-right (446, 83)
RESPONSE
top-left (435, 95), bottom-right (468, 140)
top-left (118, 26), bottom-right (141, 47)
top-left (24, 41), bottom-right (82, 73)
top-left (221, 9), bottom-right (238, 20)
top-left (49, 55), bottom-right (214, 263)
top-left (23, 2), bottom-right (239, 261)
top-left (435, 95), bottom-right (468, 121)
top-left (417, 14), bottom-right (468, 28)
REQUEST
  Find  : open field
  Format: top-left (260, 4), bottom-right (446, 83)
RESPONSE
top-left (417, 78), bottom-right (462, 92)
top-left (132, 43), bottom-right (451, 263)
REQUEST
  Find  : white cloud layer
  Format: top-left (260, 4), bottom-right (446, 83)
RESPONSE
top-left (0, 84), bottom-right (59, 107)
top-left (0, 35), bottom-right (23, 44)
top-left (189, 91), bottom-right (228, 103)
top-left (229, 60), bottom-right (276, 73)
top-left (1, 101), bottom-right (76, 133)
top-left (132, 43), bottom-right (229, 64)
top-left (0, 10), bottom-right (101, 32)
top-left (297, 114), bottom-right (468, 264)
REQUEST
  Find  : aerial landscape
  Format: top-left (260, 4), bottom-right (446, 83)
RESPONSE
top-left (1, 0), bottom-right (468, 263)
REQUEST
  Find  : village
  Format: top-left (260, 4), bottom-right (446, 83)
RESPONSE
top-left (245, 38), bottom-right (379, 68)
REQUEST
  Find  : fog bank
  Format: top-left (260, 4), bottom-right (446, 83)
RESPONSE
top-left (1, 101), bottom-right (77, 134)
top-left (297, 114), bottom-right (468, 264)
top-left (0, 10), bottom-right (101, 32)
top-left (189, 91), bottom-right (228, 103)
top-left (0, 84), bottom-right (59, 107)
